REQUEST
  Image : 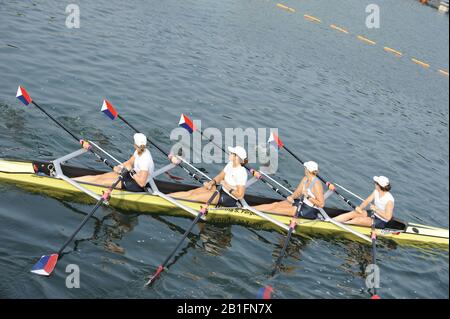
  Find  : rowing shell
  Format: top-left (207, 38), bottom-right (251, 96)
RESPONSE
top-left (0, 159), bottom-right (448, 248)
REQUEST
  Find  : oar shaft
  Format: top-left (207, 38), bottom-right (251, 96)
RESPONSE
top-left (117, 114), bottom-right (207, 185)
top-left (118, 115), bottom-right (169, 157)
top-left (161, 210), bottom-right (204, 267)
top-left (57, 171), bottom-right (125, 255)
top-left (273, 201), bottom-right (303, 273)
top-left (370, 213), bottom-right (379, 298)
top-left (31, 101), bottom-right (115, 169)
top-left (32, 101), bottom-right (79, 141)
top-left (198, 128), bottom-right (290, 199)
top-left (147, 188), bottom-right (220, 284)
top-left (57, 200), bottom-right (103, 255)
top-left (283, 145), bottom-right (357, 210)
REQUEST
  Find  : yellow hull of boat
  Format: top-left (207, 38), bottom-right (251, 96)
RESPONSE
top-left (0, 160), bottom-right (448, 248)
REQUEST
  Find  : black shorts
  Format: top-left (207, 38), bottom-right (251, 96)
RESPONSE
top-left (121, 172), bottom-right (147, 192)
top-left (217, 190), bottom-right (239, 208)
top-left (293, 200), bottom-right (320, 220)
top-left (369, 213), bottom-right (389, 229)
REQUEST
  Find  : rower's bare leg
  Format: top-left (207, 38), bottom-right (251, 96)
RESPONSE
top-left (170, 187), bottom-right (218, 204)
top-left (345, 216), bottom-right (373, 227)
top-left (334, 210), bottom-right (360, 223)
top-left (253, 200), bottom-right (297, 216)
top-left (74, 172), bottom-right (122, 188)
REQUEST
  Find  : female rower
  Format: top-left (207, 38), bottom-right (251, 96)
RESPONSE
top-left (74, 133), bottom-right (154, 192)
top-left (253, 161), bottom-right (326, 218)
top-left (333, 176), bottom-right (394, 228)
top-left (170, 146), bottom-right (248, 207)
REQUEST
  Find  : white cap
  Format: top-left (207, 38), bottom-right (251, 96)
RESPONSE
top-left (373, 176), bottom-right (390, 187)
top-left (133, 133), bottom-right (147, 147)
top-left (228, 146), bottom-right (247, 161)
top-left (304, 161), bottom-right (319, 172)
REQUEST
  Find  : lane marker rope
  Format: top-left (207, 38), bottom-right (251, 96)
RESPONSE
top-left (438, 69), bottom-right (449, 77)
top-left (330, 24), bottom-right (349, 34)
top-left (411, 58), bottom-right (430, 68)
top-left (357, 35), bottom-right (376, 45)
top-left (304, 14), bottom-right (321, 23)
top-left (277, 3), bottom-right (295, 13)
top-left (273, 2), bottom-right (447, 79)
top-left (383, 46), bottom-right (403, 57)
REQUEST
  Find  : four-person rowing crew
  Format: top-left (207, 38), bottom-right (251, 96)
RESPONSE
top-left (74, 134), bottom-right (394, 229)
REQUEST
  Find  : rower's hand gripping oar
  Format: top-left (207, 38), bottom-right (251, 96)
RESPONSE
top-left (16, 86), bottom-right (116, 170)
top-left (30, 168), bottom-right (129, 276)
top-left (145, 185), bottom-right (221, 285)
top-left (271, 197), bottom-right (305, 276)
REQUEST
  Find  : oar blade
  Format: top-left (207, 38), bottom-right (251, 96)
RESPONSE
top-left (179, 114), bottom-right (196, 133)
top-left (268, 131), bottom-right (284, 149)
top-left (31, 253), bottom-right (59, 276)
top-left (145, 265), bottom-right (164, 286)
top-left (16, 85), bottom-right (33, 106)
top-left (101, 99), bottom-right (118, 120)
top-left (257, 286), bottom-right (273, 299)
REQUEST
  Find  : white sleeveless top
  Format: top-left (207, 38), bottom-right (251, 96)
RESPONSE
top-left (133, 149), bottom-right (154, 183)
top-left (303, 177), bottom-right (318, 208)
top-left (374, 190), bottom-right (394, 222)
top-left (223, 162), bottom-right (248, 190)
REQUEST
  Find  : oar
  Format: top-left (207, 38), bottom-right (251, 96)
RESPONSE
top-left (271, 198), bottom-right (304, 276)
top-left (369, 212), bottom-right (381, 299)
top-left (101, 100), bottom-right (210, 185)
top-left (269, 131), bottom-right (368, 212)
top-left (16, 86), bottom-right (116, 170)
top-left (145, 186), bottom-right (221, 285)
top-left (179, 114), bottom-right (291, 199)
top-left (31, 168), bottom-right (128, 276)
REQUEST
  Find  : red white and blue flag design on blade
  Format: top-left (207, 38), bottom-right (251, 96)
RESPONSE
top-left (179, 114), bottom-right (196, 133)
top-left (101, 99), bottom-right (118, 120)
top-left (268, 131), bottom-right (284, 149)
top-left (31, 253), bottom-right (59, 276)
top-left (16, 86), bottom-right (33, 106)
top-left (257, 286), bottom-right (273, 299)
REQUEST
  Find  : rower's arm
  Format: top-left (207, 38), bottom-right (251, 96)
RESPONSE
top-left (213, 170), bottom-right (226, 184)
top-left (359, 191), bottom-right (375, 210)
top-left (291, 178), bottom-right (305, 199)
top-left (231, 185), bottom-right (245, 200)
top-left (133, 170), bottom-right (149, 188)
top-left (117, 155), bottom-right (135, 171)
top-left (204, 170), bottom-right (226, 189)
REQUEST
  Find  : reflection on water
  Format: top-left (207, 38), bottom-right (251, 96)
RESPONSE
top-left (197, 223), bottom-right (232, 256)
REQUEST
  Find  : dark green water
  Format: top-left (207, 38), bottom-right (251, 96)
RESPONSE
top-left (0, 0), bottom-right (448, 298)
